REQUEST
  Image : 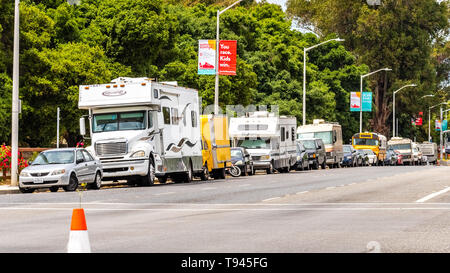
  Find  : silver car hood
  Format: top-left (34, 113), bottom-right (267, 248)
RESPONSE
top-left (24, 163), bottom-right (74, 173)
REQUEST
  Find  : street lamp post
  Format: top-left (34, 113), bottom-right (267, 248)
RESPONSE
top-left (303, 38), bottom-right (344, 125)
top-left (392, 84), bottom-right (417, 137)
top-left (420, 94), bottom-right (435, 142)
top-left (214, 0), bottom-right (243, 115)
top-left (10, 0), bottom-right (20, 186)
top-left (359, 68), bottom-right (392, 133)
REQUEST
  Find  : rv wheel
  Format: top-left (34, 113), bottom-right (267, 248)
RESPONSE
top-left (200, 165), bottom-right (209, 181)
top-left (141, 158), bottom-right (155, 186)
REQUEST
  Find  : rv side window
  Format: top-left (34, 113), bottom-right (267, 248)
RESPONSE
top-left (171, 108), bottom-right (179, 125)
top-left (163, 107), bottom-right (171, 125)
top-left (153, 89), bottom-right (159, 99)
top-left (191, 111), bottom-right (197, 127)
top-left (291, 128), bottom-right (295, 140)
top-left (147, 111), bottom-right (154, 128)
top-left (281, 127), bottom-right (285, 142)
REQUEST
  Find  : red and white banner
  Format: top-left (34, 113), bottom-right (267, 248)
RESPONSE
top-left (218, 40), bottom-right (237, 76)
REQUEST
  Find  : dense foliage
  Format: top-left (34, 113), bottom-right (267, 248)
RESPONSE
top-left (0, 0), bottom-right (447, 147)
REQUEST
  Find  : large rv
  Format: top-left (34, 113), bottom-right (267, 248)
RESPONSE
top-left (297, 119), bottom-right (344, 168)
top-left (78, 77), bottom-right (203, 185)
top-left (418, 142), bottom-right (438, 164)
top-left (352, 132), bottom-right (387, 165)
top-left (387, 137), bottom-right (414, 165)
top-left (229, 111), bottom-right (297, 174)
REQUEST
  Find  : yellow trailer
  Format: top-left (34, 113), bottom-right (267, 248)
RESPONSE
top-left (200, 115), bottom-right (231, 180)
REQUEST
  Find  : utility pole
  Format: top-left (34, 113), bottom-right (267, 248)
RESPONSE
top-left (57, 107), bottom-right (60, 148)
top-left (10, 0), bottom-right (20, 186)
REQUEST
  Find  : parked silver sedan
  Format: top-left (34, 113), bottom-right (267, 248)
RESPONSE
top-left (19, 148), bottom-right (103, 193)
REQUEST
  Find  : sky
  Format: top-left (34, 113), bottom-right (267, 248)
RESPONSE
top-left (257, 0), bottom-right (287, 10)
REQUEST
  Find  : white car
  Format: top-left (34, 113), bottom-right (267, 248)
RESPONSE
top-left (363, 149), bottom-right (378, 166)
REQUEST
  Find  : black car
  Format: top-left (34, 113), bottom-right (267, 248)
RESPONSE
top-left (384, 148), bottom-right (398, 166)
top-left (342, 145), bottom-right (357, 167)
top-left (230, 147), bottom-right (254, 176)
top-left (293, 140), bottom-right (310, 171)
top-left (301, 138), bottom-right (326, 170)
top-left (355, 149), bottom-right (369, 166)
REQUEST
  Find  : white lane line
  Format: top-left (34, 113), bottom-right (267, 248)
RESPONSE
top-left (415, 187), bottom-right (450, 203)
top-left (262, 197), bottom-right (281, 202)
top-left (154, 192), bottom-right (175, 196)
top-left (326, 187), bottom-right (336, 190)
top-left (201, 187), bottom-right (216, 190)
top-left (296, 191), bottom-right (309, 195)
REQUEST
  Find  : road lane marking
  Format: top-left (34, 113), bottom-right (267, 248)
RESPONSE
top-left (296, 191), bottom-right (309, 195)
top-left (326, 187), bottom-right (336, 190)
top-left (415, 187), bottom-right (450, 203)
top-left (155, 191), bottom-right (175, 195)
top-left (262, 197), bottom-right (281, 202)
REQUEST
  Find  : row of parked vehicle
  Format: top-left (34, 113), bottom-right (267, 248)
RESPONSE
top-left (17, 78), bottom-right (440, 193)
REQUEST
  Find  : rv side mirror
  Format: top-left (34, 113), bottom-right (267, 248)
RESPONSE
top-left (79, 117), bottom-right (86, 136)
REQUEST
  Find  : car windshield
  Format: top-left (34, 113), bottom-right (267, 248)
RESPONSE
top-left (353, 138), bottom-right (379, 146)
top-left (231, 149), bottom-right (243, 159)
top-left (32, 150), bottom-right (74, 165)
top-left (93, 111), bottom-right (146, 133)
top-left (302, 140), bottom-right (316, 149)
top-left (389, 143), bottom-right (411, 150)
top-left (298, 131), bottom-right (332, 144)
top-left (237, 138), bottom-right (270, 149)
top-left (343, 146), bottom-right (352, 153)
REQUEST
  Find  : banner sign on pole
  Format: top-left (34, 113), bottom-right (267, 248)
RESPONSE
top-left (198, 40), bottom-right (216, 75)
top-left (443, 120), bottom-right (448, 131)
top-left (218, 40), bottom-right (237, 76)
top-left (435, 120), bottom-right (441, 131)
top-left (350, 92), bottom-right (372, 112)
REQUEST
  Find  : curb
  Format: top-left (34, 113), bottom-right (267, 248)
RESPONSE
top-left (0, 186), bottom-right (20, 194)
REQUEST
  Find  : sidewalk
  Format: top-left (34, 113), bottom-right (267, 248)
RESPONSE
top-left (0, 185), bottom-right (20, 194)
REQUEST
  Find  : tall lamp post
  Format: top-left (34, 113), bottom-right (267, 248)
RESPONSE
top-left (10, 0), bottom-right (20, 186)
top-left (420, 94), bottom-right (435, 142)
top-left (359, 68), bottom-right (392, 133)
top-left (302, 38), bottom-right (344, 125)
top-left (214, 0), bottom-right (243, 115)
top-left (392, 84), bottom-right (417, 137)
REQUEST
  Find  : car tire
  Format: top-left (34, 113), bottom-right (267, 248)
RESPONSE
top-left (199, 164), bottom-right (209, 181)
top-left (19, 187), bottom-right (35, 194)
top-left (90, 172), bottom-right (102, 190)
top-left (63, 174), bottom-right (79, 192)
top-left (49, 186), bottom-right (59, 192)
top-left (266, 163), bottom-right (274, 174)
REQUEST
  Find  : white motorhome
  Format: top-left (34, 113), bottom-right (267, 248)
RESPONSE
top-left (78, 77), bottom-right (203, 185)
top-left (388, 137), bottom-right (413, 165)
top-left (297, 119), bottom-right (344, 168)
top-left (229, 111), bottom-right (297, 174)
top-left (418, 142), bottom-right (437, 164)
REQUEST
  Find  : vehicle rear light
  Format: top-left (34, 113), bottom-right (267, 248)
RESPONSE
top-left (141, 83), bottom-right (146, 86)
top-left (106, 85), bottom-right (111, 88)
top-left (113, 85), bottom-right (118, 88)
top-left (84, 87), bottom-right (89, 90)
top-left (120, 84), bottom-right (125, 87)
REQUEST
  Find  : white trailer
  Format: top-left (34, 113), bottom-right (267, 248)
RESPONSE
top-left (229, 111), bottom-right (297, 173)
top-left (78, 77), bottom-right (203, 185)
top-left (297, 119), bottom-right (344, 168)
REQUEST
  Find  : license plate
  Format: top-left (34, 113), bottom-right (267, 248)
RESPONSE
top-left (33, 178), bottom-right (44, 184)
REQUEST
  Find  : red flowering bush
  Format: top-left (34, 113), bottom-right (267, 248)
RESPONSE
top-left (0, 145), bottom-right (29, 171)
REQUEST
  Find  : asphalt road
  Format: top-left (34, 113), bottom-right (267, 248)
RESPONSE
top-left (0, 165), bottom-right (449, 253)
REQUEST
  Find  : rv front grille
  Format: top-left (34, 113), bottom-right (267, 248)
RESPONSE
top-left (95, 142), bottom-right (127, 156)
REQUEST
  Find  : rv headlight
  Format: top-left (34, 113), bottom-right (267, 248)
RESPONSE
top-left (51, 169), bottom-right (66, 176)
top-left (130, 150), bottom-right (146, 158)
top-left (297, 156), bottom-right (301, 161)
top-left (20, 171), bottom-right (30, 177)
top-left (260, 155), bottom-right (270, 160)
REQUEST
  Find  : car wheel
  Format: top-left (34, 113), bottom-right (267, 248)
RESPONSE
top-left (266, 163), bottom-right (274, 174)
top-left (90, 172), bottom-right (102, 190)
top-left (158, 175), bottom-right (168, 183)
top-left (19, 187), bottom-right (35, 194)
top-left (49, 186), bottom-right (59, 192)
top-left (63, 174), bottom-right (79, 192)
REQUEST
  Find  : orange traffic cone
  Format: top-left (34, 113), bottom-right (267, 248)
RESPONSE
top-left (67, 208), bottom-right (91, 253)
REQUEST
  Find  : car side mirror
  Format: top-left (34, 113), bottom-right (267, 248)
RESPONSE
top-left (318, 145), bottom-right (322, 149)
top-left (76, 158), bottom-right (84, 164)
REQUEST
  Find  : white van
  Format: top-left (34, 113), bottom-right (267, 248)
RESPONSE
top-left (229, 111), bottom-right (297, 173)
top-left (297, 119), bottom-right (344, 168)
top-left (78, 77), bottom-right (203, 185)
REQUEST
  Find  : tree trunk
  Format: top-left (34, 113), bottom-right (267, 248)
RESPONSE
top-left (372, 75), bottom-right (391, 138)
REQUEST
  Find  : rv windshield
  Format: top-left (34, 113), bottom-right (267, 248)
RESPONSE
top-left (353, 138), bottom-right (379, 146)
top-left (298, 131), bottom-right (332, 144)
top-left (237, 138), bottom-right (270, 149)
top-left (389, 143), bottom-right (411, 150)
top-left (93, 111), bottom-right (146, 133)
